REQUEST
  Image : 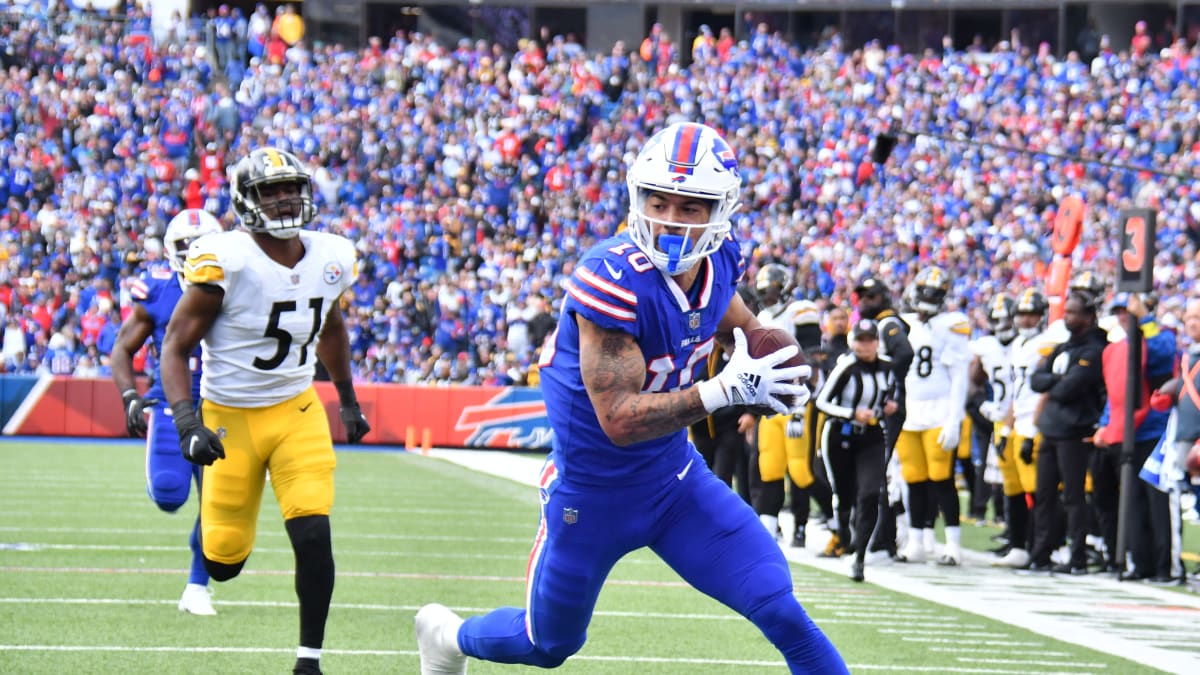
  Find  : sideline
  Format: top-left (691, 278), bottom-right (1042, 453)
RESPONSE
top-left (425, 448), bottom-right (1199, 675)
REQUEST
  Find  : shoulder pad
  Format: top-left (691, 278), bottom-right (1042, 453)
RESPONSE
top-left (184, 230), bottom-right (243, 286)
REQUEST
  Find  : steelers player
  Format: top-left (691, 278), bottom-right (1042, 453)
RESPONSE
top-left (751, 263), bottom-right (826, 548)
top-left (895, 266), bottom-right (972, 565)
top-left (969, 293), bottom-right (1017, 527)
top-left (161, 147), bottom-right (371, 675)
top-left (997, 289), bottom-right (1052, 568)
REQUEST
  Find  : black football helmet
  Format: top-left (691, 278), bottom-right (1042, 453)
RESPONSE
top-left (987, 293), bottom-right (1017, 344)
top-left (910, 266), bottom-right (950, 315)
top-left (1014, 288), bottom-right (1048, 337)
top-left (228, 147), bottom-right (315, 238)
top-left (1069, 271), bottom-right (1106, 303)
top-left (755, 263), bottom-right (793, 305)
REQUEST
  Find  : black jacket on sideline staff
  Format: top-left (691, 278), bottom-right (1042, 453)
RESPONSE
top-left (1030, 326), bottom-right (1107, 440)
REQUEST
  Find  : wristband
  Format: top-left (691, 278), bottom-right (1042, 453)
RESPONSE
top-left (697, 379), bottom-right (728, 414)
top-left (170, 400), bottom-right (198, 430)
top-left (334, 380), bottom-right (357, 405)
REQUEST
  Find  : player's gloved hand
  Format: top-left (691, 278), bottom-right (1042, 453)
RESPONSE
top-left (172, 400), bottom-right (225, 466)
top-left (1019, 438), bottom-right (1035, 465)
top-left (994, 435), bottom-right (1008, 461)
top-left (936, 419), bottom-right (961, 452)
top-left (697, 327), bottom-right (811, 416)
top-left (335, 380), bottom-right (371, 444)
top-left (979, 400), bottom-right (1005, 423)
top-left (121, 389), bottom-right (158, 437)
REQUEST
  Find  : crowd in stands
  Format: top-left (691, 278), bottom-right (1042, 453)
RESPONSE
top-left (2, 4), bottom-right (1200, 387)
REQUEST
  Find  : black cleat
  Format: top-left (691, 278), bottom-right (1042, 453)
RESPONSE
top-left (1051, 563), bottom-right (1088, 576)
top-left (1015, 561), bottom-right (1053, 575)
top-left (791, 529), bottom-right (806, 549)
top-left (849, 560), bottom-right (865, 582)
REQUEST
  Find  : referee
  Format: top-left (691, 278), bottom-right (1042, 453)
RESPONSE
top-left (815, 319), bottom-right (899, 582)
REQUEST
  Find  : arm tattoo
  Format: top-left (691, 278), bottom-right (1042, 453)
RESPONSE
top-left (589, 330), bottom-right (709, 445)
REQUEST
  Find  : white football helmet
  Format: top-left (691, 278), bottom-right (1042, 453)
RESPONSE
top-left (626, 122), bottom-right (741, 275)
top-left (165, 209), bottom-right (223, 279)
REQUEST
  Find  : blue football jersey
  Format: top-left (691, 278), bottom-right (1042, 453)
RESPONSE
top-left (129, 267), bottom-right (201, 402)
top-left (539, 232), bottom-right (745, 486)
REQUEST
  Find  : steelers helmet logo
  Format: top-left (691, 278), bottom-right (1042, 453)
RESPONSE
top-left (323, 262), bottom-right (343, 285)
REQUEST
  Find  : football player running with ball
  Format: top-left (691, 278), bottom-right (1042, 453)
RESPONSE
top-left (414, 122), bottom-right (846, 674)
top-left (161, 148), bottom-right (370, 675)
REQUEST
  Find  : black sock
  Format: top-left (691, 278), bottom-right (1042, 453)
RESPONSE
top-left (286, 515), bottom-right (335, 650)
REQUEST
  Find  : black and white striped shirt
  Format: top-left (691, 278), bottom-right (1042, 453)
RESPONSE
top-left (815, 353), bottom-right (896, 421)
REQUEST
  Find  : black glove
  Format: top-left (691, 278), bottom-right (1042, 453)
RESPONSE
top-left (172, 400), bottom-right (225, 466)
top-left (1019, 438), bottom-right (1035, 465)
top-left (122, 389), bottom-right (158, 437)
top-left (335, 380), bottom-right (370, 444)
top-left (994, 435), bottom-right (1007, 461)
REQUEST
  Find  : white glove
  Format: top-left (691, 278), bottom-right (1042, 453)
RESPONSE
top-left (979, 400), bottom-right (1004, 423)
top-left (697, 327), bottom-right (812, 416)
top-left (937, 419), bottom-right (961, 452)
top-left (1051, 352), bottom-right (1070, 376)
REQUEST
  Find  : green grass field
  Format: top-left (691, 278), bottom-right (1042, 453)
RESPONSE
top-left (0, 440), bottom-right (1174, 674)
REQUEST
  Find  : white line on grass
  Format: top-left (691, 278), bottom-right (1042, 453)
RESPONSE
top-left (928, 647), bottom-right (1072, 657)
top-left (0, 597), bottom-right (750, 621)
top-left (0, 645), bottom-right (1086, 673)
top-left (877, 627), bottom-right (1004, 637)
top-left (900, 637), bottom-right (1045, 647)
top-left (1, 596), bottom-right (959, 629)
top-left (0, 525), bottom-right (535, 544)
top-left (956, 657), bottom-right (1107, 668)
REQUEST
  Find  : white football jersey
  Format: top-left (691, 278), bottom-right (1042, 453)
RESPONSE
top-left (756, 300), bottom-right (819, 333)
top-left (971, 335), bottom-right (1013, 410)
top-left (1010, 330), bottom-right (1056, 438)
top-left (184, 229), bottom-right (357, 407)
top-left (902, 310), bottom-right (971, 430)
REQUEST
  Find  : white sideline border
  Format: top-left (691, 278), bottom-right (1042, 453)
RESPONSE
top-left (424, 448), bottom-right (1200, 675)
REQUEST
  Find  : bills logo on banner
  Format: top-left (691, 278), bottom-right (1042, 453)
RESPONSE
top-left (454, 388), bottom-right (553, 448)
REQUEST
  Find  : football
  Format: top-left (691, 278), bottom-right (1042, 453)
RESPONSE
top-left (744, 326), bottom-right (808, 415)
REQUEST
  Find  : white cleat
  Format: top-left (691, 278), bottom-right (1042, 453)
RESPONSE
top-left (936, 543), bottom-right (963, 567)
top-left (415, 603), bottom-right (467, 675)
top-left (178, 583), bottom-right (216, 616)
top-left (993, 547), bottom-right (1031, 568)
top-left (895, 539), bottom-right (925, 564)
